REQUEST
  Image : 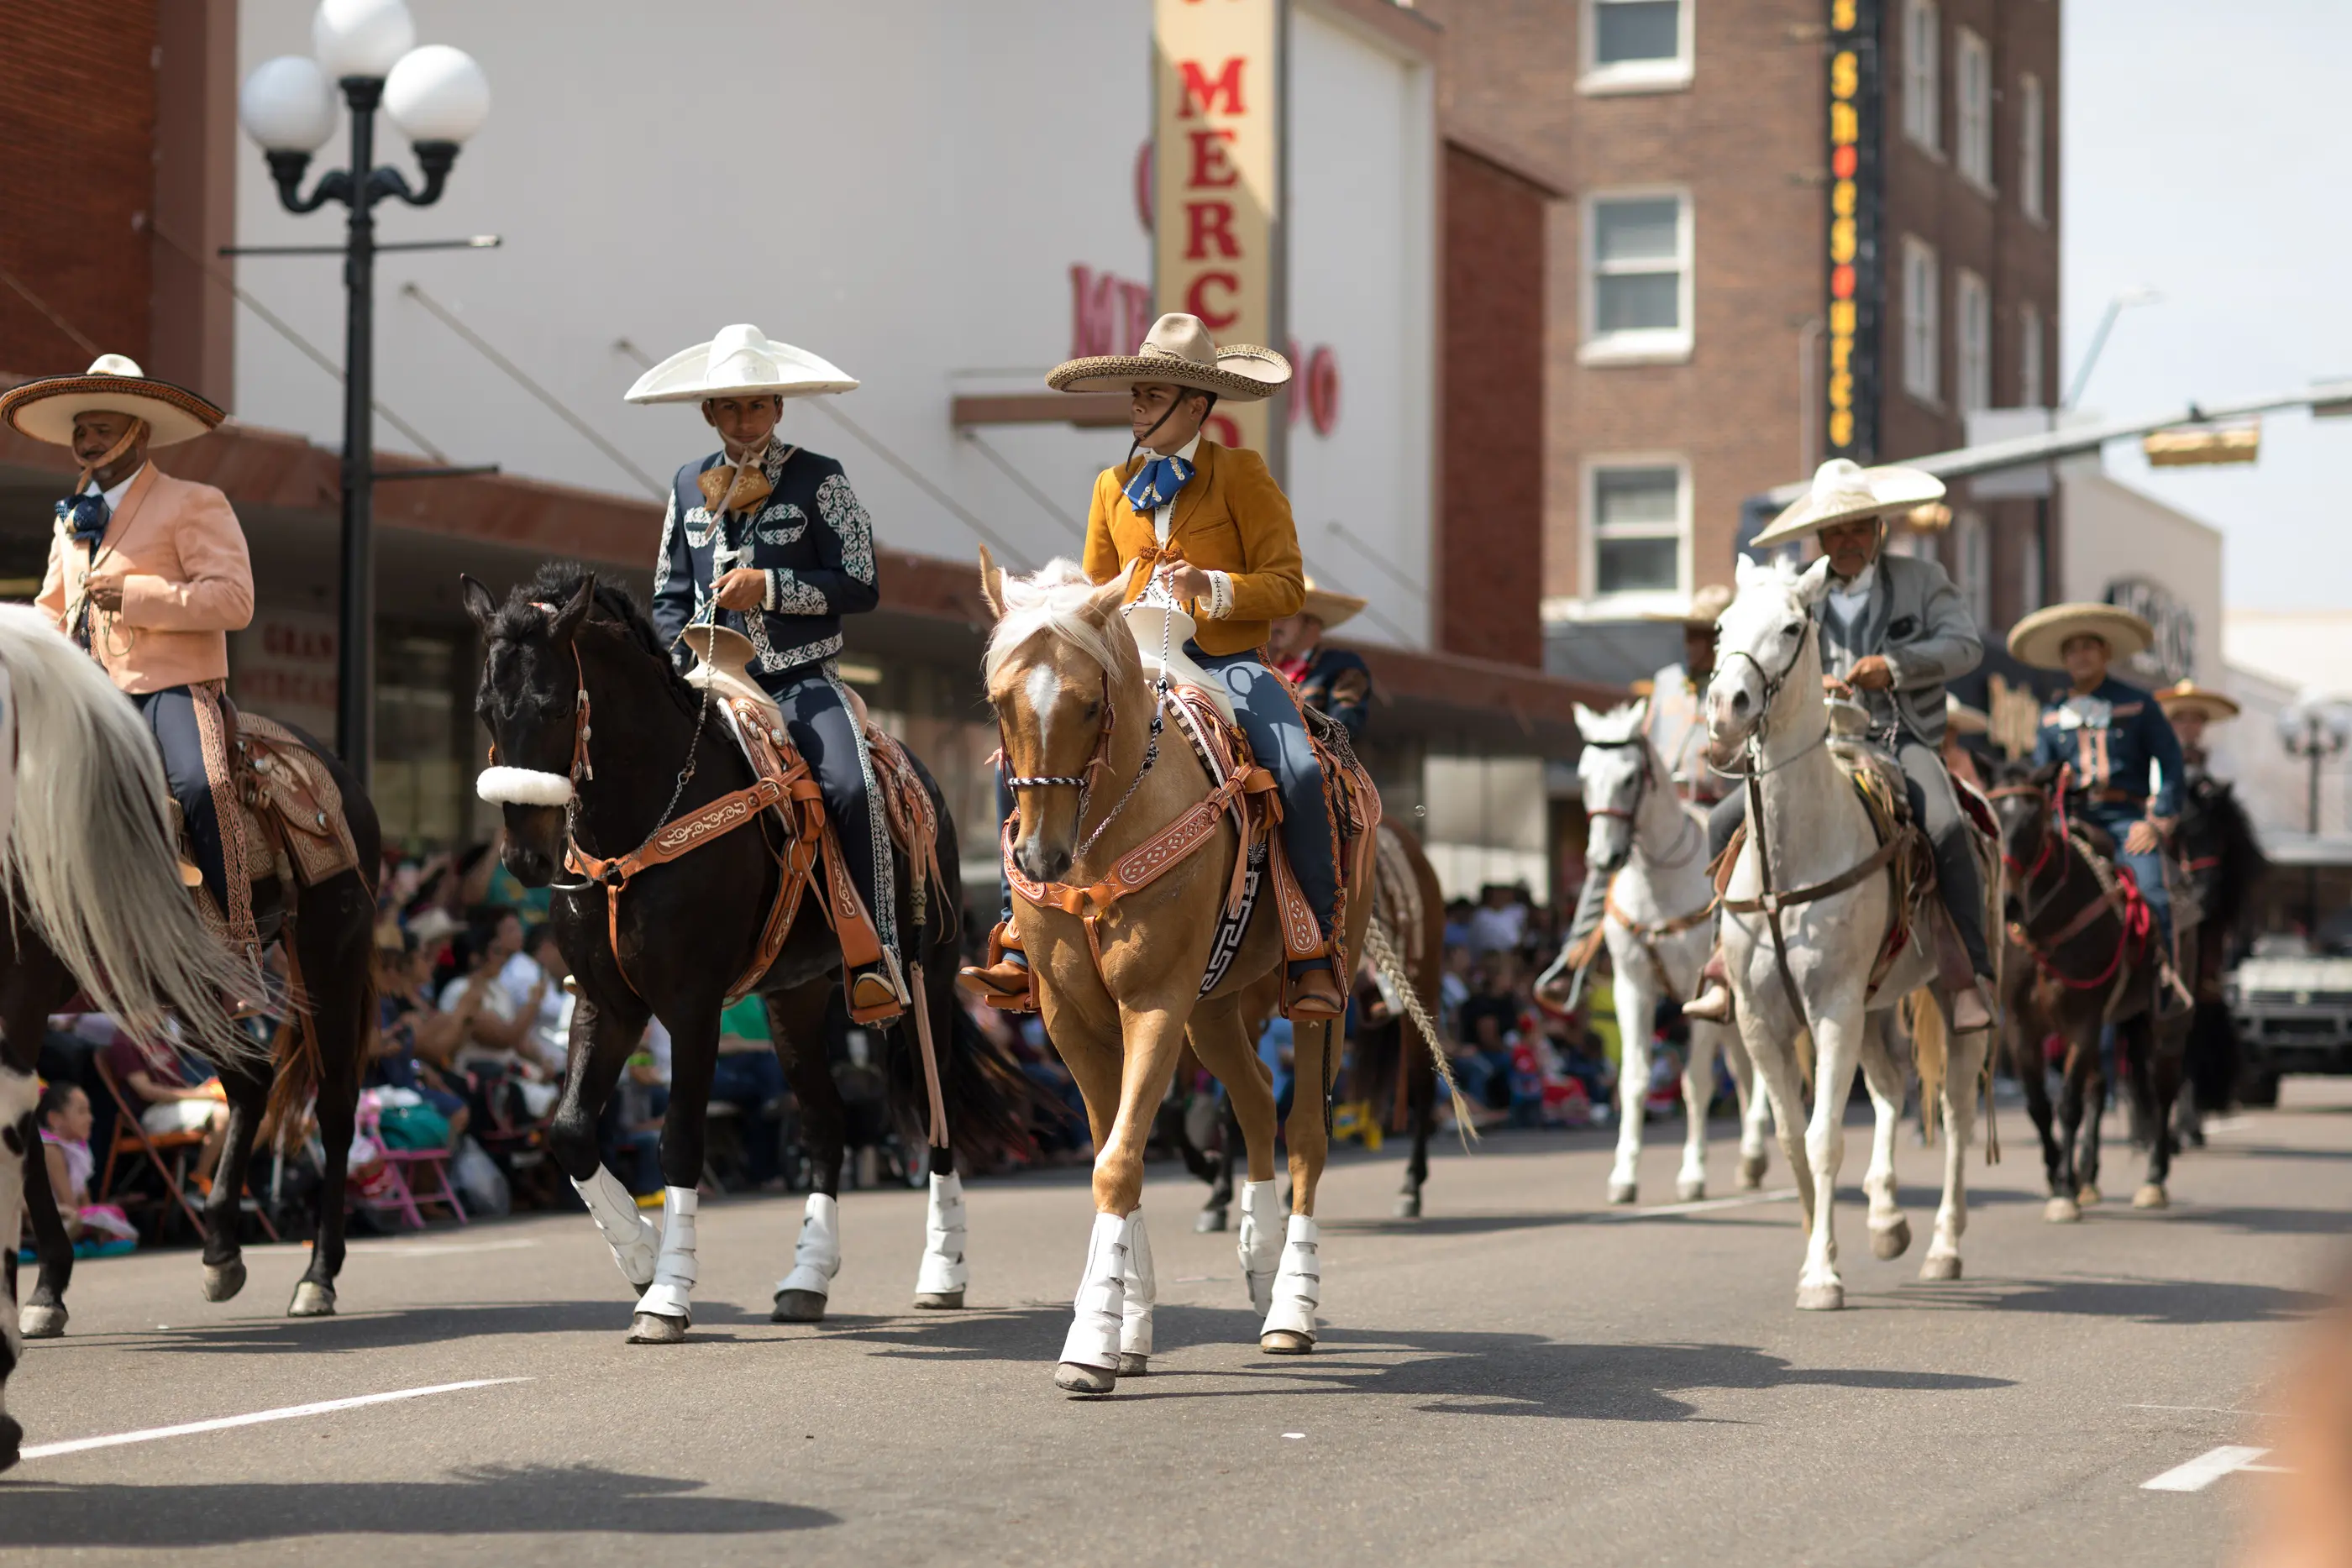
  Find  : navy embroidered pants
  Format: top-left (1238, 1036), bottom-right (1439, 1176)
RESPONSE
top-left (762, 659), bottom-right (895, 959)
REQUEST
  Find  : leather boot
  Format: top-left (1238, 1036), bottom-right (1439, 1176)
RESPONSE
top-left (848, 949), bottom-right (908, 1025)
top-left (955, 921), bottom-right (1037, 1013)
top-left (1285, 963), bottom-right (1347, 1022)
top-left (1951, 980), bottom-right (1994, 1033)
top-left (1682, 947), bottom-right (1735, 1024)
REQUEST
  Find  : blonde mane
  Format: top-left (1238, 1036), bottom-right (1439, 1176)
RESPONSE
top-left (982, 558), bottom-right (1137, 687)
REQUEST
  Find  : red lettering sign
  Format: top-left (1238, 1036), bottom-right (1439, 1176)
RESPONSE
top-left (1072, 265), bottom-right (1156, 358)
top-left (1186, 128), bottom-right (1237, 188)
top-left (1184, 200), bottom-right (1239, 260)
top-left (1305, 346), bottom-right (1340, 437)
top-left (1185, 271), bottom-right (1240, 329)
top-left (1176, 56), bottom-right (1246, 118)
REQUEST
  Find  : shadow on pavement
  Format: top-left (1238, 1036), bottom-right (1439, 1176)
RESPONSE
top-left (79, 1298), bottom-right (770, 1357)
top-left (1871, 1272), bottom-right (2328, 1324)
top-left (0, 1465), bottom-right (837, 1544)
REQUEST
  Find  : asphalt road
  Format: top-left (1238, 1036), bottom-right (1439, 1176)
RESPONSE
top-left (6, 1081), bottom-right (2348, 1566)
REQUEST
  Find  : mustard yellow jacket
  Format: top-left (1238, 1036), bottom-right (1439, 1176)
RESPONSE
top-left (1081, 440), bottom-right (1304, 657)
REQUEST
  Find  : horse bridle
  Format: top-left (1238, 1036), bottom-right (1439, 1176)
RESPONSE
top-left (1581, 734), bottom-right (1702, 870)
top-left (1000, 664), bottom-right (1168, 863)
top-left (1709, 613), bottom-right (1832, 780)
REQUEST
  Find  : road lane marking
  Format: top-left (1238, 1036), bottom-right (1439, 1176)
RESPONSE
top-left (18, 1378), bottom-right (529, 1461)
top-left (2142, 1445), bottom-right (2273, 1492)
top-left (349, 1237), bottom-right (542, 1259)
top-left (1594, 1189), bottom-right (1800, 1220)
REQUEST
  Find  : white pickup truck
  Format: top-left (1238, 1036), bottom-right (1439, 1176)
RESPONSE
top-left (2227, 933), bottom-right (2352, 1105)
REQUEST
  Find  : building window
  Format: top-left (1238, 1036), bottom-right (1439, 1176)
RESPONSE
top-left (1903, 235), bottom-right (1940, 404)
top-left (1956, 28), bottom-right (1992, 188)
top-left (1581, 191), bottom-right (1692, 364)
top-left (2020, 300), bottom-right (2045, 407)
top-left (1903, 0), bottom-right (1941, 154)
top-left (1587, 459), bottom-right (1687, 600)
top-left (1956, 269), bottom-right (1991, 412)
top-left (1580, 0), bottom-right (1692, 95)
top-left (1955, 509), bottom-right (1990, 626)
top-left (2019, 73), bottom-right (2047, 222)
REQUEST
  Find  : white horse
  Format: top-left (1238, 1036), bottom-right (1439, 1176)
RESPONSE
top-left (1704, 557), bottom-right (1992, 1309)
top-left (1572, 701), bottom-right (1772, 1204)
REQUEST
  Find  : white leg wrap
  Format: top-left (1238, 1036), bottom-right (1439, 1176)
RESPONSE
top-left (633, 1186), bottom-right (699, 1323)
top-left (1121, 1209), bottom-right (1156, 1358)
top-left (1237, 1179), bottom-right (1282, 1315)
top-left (572, 1165), bottom-right (659, 1289)
top-left (776, 1192), bottom-right (842, 1299)
top-left (1058, 1210), bottom-right (1129, 1371)
top-left (1259, 1214), bottom-right (1320, 1341)
top-left (915, 1173), bottom-right (969, 1297)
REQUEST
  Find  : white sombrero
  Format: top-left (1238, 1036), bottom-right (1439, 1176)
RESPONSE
top-left (1641, 582), bottom-right (1735, 627)
top-left (1750, 459), bottom-right (1947, 549)
top-left (623, 323), bottom-right (859, 405)
top-left (1945, 694), bottom-right (1991, 736)
top-left (0, 354), bottom-right (225, 448)
top-left (2156, 679), bottom-right (2241, 723)
top-left (1048, 312), bottom-right (1290, 402)
top-left (2006, 602), bottom-right (2155, 671)
top-left (1297, 578), bottom-right (1366, 631)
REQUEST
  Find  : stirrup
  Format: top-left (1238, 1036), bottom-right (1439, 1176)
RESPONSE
top-left (955, 921), bottom-right (1037, 1013)
top-left (848, 947), bottom-right (908, 1025)
top-left (1682, 950), bottom-right (1734, 1024)
top-left (1284, 961), bottom-right (1346, 1022)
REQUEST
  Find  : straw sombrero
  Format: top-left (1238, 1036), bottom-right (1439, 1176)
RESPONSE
top-left (1945, 694), bottom-right (1991, 736)
top-left (1750, 459), bottom-right (1946, 549)
top-left (0, 354), bottom-right (225, 448)
top-left (1642, 583), bottom-right (1735, 627)
top-left (2006, 602), bottom-right (2154, 671)
top-left (1048, 312), bottom-right (1290, 402)
top-left (1297, 578), bottom-right (1365, 630)
top-left (623, 323), bottom-right (858, 404)
top-left (2156, 679), bottom-right (2240, 723)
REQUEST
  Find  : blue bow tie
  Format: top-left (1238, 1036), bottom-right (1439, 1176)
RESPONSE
top-left (58, 491), bottom-right (109, 550)
top-left (1123, 452), bottom-right (1194, 517)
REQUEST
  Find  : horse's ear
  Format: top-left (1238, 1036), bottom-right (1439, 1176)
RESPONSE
top-left (459, 574), bottom-right (498, 635)
top-left (1083, 576), bottom-right (1126, 628)
top-left (1735, 554), bottom-right (1764, 589)
top-left (1573, 701), bottom-right (1599, 737)
top-left (977, 545), bottom-right (1008, 619)
top-left (1793, 555), bottom-right (1835, 606)
top-left (549, 574), bottom-right (596, 644)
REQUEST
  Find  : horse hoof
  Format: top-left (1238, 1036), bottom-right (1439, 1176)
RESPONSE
top-left (1919, 1252), bottom-right (1962, 1282)
top-left (1056, 1361), bottom-right (1117, 1395)
top-left (2044, 1197), bottom-right (2081, 1224)
top-left (913, 1290), bottom-right (965, 1310)
top-left (1739, 1154), bottom-right (1769, 1191)
top-left (0, 1413), bottom-right (20, 1476)
top-left (771, 1289), bottom-right (828, 1324)
top-left (287, 1281), bottom-right (337, 1317)
top-left (18, 1302), bottom-right (66, 1340)
top-left (1394, 1192), bottom-right (1423, 1219)
top-left (2134, 1183), bottom-right (2170, 1210)
top-left (1870, 1218), bottom-right (1913, 1261)
top-left (1260, 1329), bottom-right (1315, 1356)
top-left (1795, 1282), bottom-right (1846, 1312)
top-left (1116, 1352), bottom-right (1150, 1377)
top-left (1194, 1207), bottom-right (1228, 1235)
top-left (2077, 1184), bottom-right (2103, 1207)
top-left (1605, 1179), bottom-right (1637, 1206)
top-left (1676, 1178), bottom-right (1707, 1204)
top-left (202, 1261), bottom-right (248, 1303)
top-left (627, 1312), bottom-right (689, 1344)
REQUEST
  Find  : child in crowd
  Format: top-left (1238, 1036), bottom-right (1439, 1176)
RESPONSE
top-left (35, 1082), bottom-right (137, 1256)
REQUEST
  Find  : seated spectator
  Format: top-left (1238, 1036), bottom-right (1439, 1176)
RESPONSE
top-left (36, 1082), bottom-right (138, 1256)
top-left (1467, 884), bottom-right (1529, 958)
top-left (102, 1025), bottom-right (232, 1184)
top-left (1438, 944), bottom-right (1473, 1041)
top-left (711, 994), bottom-right (790, 1188)
top-left (1454, 960), bottom-right (1523, 1114)
top-left (610, 1023), bottom-right (671, 1196)
top-left (439, 910), bottom-right (560, 1120)
top-left (501, 922), bottom-right (574, 1066)
top-left (369, 931), bottom-right (471, 1149)
top-left (1441, 899), bottom-right (1475, 952)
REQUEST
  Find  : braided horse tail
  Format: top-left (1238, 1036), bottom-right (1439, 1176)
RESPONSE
top-left (1362, 915), bottom-right (1477, 1147)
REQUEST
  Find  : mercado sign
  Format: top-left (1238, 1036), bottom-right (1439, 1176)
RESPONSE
top-left (1824, 0), bottom-right (1883, 463)
top-left (2105, 575), bottom-right (2199, 685)
top-left (1154, 0), bottom-right (1287, 473)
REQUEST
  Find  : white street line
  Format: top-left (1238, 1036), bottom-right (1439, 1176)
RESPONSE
top-left (1594, 1189), bottom-right (1800, 1220)
top-left (2128, 1403), bottom-right (2281, 1417)
top-left (18, 1378), bottom-right (529, 1462)
top-left (2142, 1445), bottom-right (2272, 1492)
top-left (349, 1237), bottom-right (541, 1259)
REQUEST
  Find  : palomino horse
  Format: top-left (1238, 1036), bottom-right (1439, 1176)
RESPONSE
top-left (0, 606), bottom-right (265, 1471)
top-left (465, 569), bottom-right (1032, 1343)
top-left (1567, 700), bottom-right (1771, 1205)
top-left (1987, 757), bottom-right (2197, 1217)
top-left (979, 555), bottom-right (1452, 1394)
top-left (1704, 556), bottom-right (1996, 1309)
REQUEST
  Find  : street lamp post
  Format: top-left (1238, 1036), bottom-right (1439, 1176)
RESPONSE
top-left (2277, 700), bottom-right (2351, 933)
top-left (237, 0), bottom-right (489, 789)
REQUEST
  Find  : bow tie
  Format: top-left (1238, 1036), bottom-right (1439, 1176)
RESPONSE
top-left (58, 491), bottom-right (109, 550)
top-left (1124, 452), bottom-right (1194, 517)
top-left (697, 458), bottom-right (773, 515)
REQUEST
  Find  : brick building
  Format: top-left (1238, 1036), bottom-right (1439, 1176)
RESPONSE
top-left (1421, 0), bottom-right (2061, 686)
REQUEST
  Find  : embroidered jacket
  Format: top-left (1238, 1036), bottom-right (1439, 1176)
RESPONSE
top-left (1284, 644), bottom-right (1372, 740)
top-left (1082, 439), bottom-right (1304, 658)
top-left (36, 464), bottom-right (254, 695)
top-left (1814, 553), bottom-right (1982, 747)
top-left (2031, 676), bottom-right (2186, 817)
top-left (649, 439), bottom-right (879, 684)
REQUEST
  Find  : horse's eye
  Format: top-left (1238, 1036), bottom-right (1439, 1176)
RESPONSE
top-left (1782, 621), bottom-right (1803, 638)
top-left (1082, 700), bottom-right (1102, 722)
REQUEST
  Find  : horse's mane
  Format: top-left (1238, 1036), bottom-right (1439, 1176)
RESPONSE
top-left (2187, 775), bottom-right (2268, 931)
top-left (982, 558), bottom-right (1135, 686)
top-left (492, 562), bottom-right (701, 716)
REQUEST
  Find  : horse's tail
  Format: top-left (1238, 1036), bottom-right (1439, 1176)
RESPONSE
top-left (1905, 986), bottom-right (1947, 1147)
top-left (0, 606), bottom-right (254, 1062)
top-left (1363, 914), bottom-right (1477, 1146)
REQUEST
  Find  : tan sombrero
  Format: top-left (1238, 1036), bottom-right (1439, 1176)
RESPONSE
top-left (2006, 602), bottom-right (2154, 671)
top-left (1297, 578), bottom-right (1365, 630)
top-left (623, 323), bottom-right (858, 404)
top-left (2156, 679), bottom-right (2241, 722)
top-left (0, 354), bottom-right (225, 448)
top-left (1945, 693), bottom-right (1991, 736)
top-left (1048, 312), bottom-right (1290, 402)
top-left (1642, 582), bottom-right (1735, 627)
top-left (1750, 458), bottom-right (1946, 549)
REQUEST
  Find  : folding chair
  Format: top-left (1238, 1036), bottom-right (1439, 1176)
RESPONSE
top-left (94, 1056), bottom-right (278, 1244)
top-left (355, 1148), bottom-right (468, 1230)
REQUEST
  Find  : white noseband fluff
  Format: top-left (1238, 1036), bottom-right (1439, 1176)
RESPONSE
top-left (475, 766), bottom-right (575, 807)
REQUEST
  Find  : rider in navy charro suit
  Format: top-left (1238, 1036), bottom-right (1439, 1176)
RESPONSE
top-left (1266, 579), bottom-right (1373, 742)
top-left (628, 324), bottom-right (902, 1020)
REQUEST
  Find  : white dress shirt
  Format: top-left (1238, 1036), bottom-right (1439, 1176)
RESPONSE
top-left (1137, 434), bottom-right (1232, 621)
top-left (1825, 559), bottom-right (1877, 627)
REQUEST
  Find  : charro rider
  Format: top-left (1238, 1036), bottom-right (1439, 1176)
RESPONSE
top-left (627, 323), bottom-right (903, 1020)
top-left (1638, 583), bottom-right (1735, 805)
top-left (2155, 677), bottom-right (2239, 778)
top-left (2008, 601), bottom-right (2187, 952)
top-left (5, 355), bottom-right (257, 955)
top-left (1265, 579), bottom-right (1372, 742)
top-left (958, 312), bottom-right (1347, 1020)
top-left (1684, 459), bottom-right (1997, 1030)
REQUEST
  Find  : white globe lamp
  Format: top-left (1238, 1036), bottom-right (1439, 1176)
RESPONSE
top-left (238, 55), bottom-right (338, 154)
top-left (385, 45), bottom-right (491, 147)
top-left (312, 0), bottom-right (417, 81)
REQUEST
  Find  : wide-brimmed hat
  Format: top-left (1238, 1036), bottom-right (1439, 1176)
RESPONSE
top-left (1750, 459), bottom-right (1946, 549)
top-left (0, 354), bottom-right (225, 448)
top-left (623, 323), bottom-right (858, 405)
top-left (2006, 602), bottom-right (2155, 671)
top-left (1642, 582), bottom-right (1735, 627)
top-left (1945, 693), bottom-right (1991, 736)
top-left (1047, 312), bottom-right (1290, 403)
top-left (1295, 578), bottom-right (1365, 631)
top-left (2156, 679), bottom-right (2241, 723)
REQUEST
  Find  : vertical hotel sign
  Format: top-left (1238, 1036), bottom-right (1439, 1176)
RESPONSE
top-left (1154, 0), bottom-right (1286, 475)
top-left (1824, 0), bottom-right (1882, 463)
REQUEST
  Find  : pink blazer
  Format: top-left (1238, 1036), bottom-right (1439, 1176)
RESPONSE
top-left (36, 464), bottom-right (255, 695)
